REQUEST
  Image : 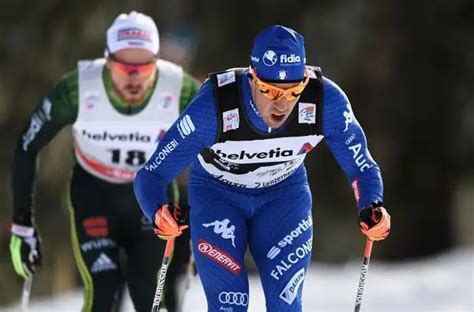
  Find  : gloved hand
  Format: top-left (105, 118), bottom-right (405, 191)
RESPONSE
top-left (358, 205), bottom-right (391, 241)
top-left (153, 203), bottom-right (189, 240)
top-left (10, 223), bottom-right (42, 278)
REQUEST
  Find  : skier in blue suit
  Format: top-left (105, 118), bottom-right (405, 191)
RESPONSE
top-left (134, 25), bottom-right (391, 311)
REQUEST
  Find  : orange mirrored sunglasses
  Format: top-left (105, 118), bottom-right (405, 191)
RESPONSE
top-left (109, 55), bottom-right (156, 77)
top-left (251, 68), bottom-right (310, 101)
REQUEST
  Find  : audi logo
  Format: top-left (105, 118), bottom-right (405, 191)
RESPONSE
top-left (218, 292), bottom-right (249, 306)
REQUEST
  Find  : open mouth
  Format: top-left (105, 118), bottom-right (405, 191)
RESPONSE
top-left (271, 113), bottom-right (286, 123)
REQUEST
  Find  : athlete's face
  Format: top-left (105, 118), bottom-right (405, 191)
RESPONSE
top-left (250, 78), bottom-right (301, 128)
top-left (106, 48), bottom-right (157, 105)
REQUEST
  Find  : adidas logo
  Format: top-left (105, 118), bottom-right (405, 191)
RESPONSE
top-left (90, 253), bottom-right (117, 273)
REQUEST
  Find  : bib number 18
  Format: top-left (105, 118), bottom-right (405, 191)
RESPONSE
top-left (109, 149), bottom-right (146, 166)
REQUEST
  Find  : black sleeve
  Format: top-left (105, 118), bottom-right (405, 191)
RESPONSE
top-left (11, 70), bottom-right (78, 223)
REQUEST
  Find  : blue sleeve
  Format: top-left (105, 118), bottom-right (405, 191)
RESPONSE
top-left (322, 77), bottom-right (384, 212)
top-left (134, 80), bottom-right (217, 220)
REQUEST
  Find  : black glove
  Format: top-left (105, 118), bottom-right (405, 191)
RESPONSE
top-left (358, 204), bottom-right (391, 241)
top-left (10, 221), bottom-right (42, 278)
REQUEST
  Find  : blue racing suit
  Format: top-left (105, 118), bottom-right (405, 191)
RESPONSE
top-left (134, 68), bottom-right (383, 311)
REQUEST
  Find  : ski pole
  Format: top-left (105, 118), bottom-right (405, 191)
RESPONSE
top-left (354, 239), bottom-right (373, 312)
top-left (21, 275), bottom-right (33, 312)
top-left (151, 239), bottom-right (175, 312)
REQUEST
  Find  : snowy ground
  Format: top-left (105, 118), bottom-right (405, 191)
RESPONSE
top-left (2, 247), bottom-right (473, 312)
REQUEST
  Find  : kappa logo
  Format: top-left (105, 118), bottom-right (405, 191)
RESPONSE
top-left (279, 268), bottom-right (305, 305)
top-left (217, 71), bottom-right (236, 87)
top-left (90, 253), bottom-right (117, 273)
top-left (177, 115), bottom-right (195, 139)
top-left (343, 103), bottom-right (354, 132)
top-left (202, 219), bottom-right (236, 247)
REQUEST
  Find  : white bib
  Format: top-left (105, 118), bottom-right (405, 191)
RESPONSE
top-left (198, 135), bottom-right (324, 188)
top-left (73, 58), bottom-right (183, 183)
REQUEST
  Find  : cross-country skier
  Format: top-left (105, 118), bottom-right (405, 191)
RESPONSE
top-left (134, 25), bottom-right (391, 311)
top-left (9, 11), bottom-right (200, 312)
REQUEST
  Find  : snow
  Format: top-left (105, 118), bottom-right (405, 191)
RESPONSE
top-left (2, 247), bottom-right (473, 312)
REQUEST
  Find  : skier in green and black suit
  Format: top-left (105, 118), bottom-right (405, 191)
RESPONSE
top-left (9, 11), bottom-right (200, 312)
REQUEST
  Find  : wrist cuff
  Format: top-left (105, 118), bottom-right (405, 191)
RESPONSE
top-left (11, 224), bottom-right (35, 237)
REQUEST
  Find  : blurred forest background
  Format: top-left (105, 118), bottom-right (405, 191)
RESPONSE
top-left (0, 0), bottom-right (472, 306)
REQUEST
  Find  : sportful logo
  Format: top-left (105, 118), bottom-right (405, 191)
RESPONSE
top-left (177, 115), bottom-right (195, 139)
top-left (267, 216), bottom-right (312, 260)
top-left (223, 108), bottom-right (239, 132)
top-left (263, 50), bottom-right (278, 66)
top-left (217, 71), bottom-right (236, 87)
top-left (279, 268), bottom-right (305, 305)
top-left (219, 292), bottom-right (249, 306)
top-left (197, 240), bottom-right (241, 275)
top-left (117, 28), bottom-right (151, 42)
top-left (202, 219), bottom-right (236, 248)
top-left (90, 253), bottom-right (117, 273)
